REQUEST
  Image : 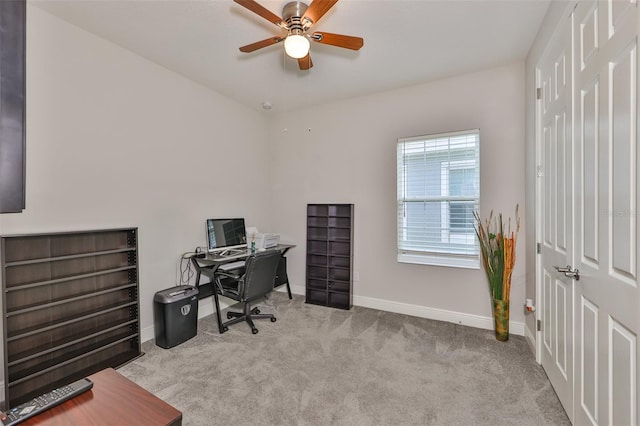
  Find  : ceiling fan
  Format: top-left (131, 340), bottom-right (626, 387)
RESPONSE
top-left (233, 0), bottom-right (364, 70)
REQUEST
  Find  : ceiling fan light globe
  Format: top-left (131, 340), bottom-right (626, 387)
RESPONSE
top-left (284, 34), bottom-right (310, 59)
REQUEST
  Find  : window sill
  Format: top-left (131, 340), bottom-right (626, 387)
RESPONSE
top-left (397, 252), bottom-right (480, 269)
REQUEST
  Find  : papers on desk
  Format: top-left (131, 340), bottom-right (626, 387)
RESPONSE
top-left (218, 261), bottom-right (245, 271)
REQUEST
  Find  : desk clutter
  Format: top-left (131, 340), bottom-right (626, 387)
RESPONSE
top-left (206, 219), bottom-right (280, 255)
top-left (161, 217), bottom-right (296, 346)
top-left (246, 226), bottom-right (280, 251)
top-left (185, 244), bottom-right (294, 336)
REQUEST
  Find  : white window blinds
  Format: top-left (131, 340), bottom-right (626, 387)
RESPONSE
top-left (397, 129), bottom-right (480, 268)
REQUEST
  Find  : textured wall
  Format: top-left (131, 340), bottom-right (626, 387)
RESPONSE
top-left (0, 6), bottom-right (271, 332)
top-left (268, 62), bottom-right (527, 325)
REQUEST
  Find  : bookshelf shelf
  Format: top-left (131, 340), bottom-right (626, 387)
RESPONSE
top-left (305, 204), bottom-right (353, 310)
top-left (0, 228), bottom-right (142, 408)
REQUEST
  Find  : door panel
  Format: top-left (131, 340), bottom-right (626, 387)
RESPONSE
top-left (573, 1), bottom-right (639, 425)
top-left (557, 110), bottom-right (568, 252)
top-left (610, 318), bottom-right (635, 426)
top-left (610, 42), bottom-right (636, 281)
top-left (580, 77), bottom-right (600, 265)
top-left (544, 270), bottom-right (553, 351)
top-left (556, 279), bottom-right (569, 377)
top-left (538, 13), bottom-right (575, 421)
top-left (580, 295), bottom-right (599, 423)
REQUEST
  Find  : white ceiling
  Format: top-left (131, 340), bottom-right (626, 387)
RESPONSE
top-left (31, 0), bottom-right (550, 112)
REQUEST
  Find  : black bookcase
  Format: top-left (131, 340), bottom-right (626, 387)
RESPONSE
top-left (306, 204), bottom-right (353, 310)
top-left (0, 0), bottom-right (26, 213)
top-left (0, 228), bottom-right (142, 409)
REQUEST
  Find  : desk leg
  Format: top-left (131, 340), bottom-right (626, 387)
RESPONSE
top-left (212, 285), bottom-right (226, 334)
top-left (285, 281), bottom-right (292, 299)
top-left (276, 255), bottom-right (293, 300)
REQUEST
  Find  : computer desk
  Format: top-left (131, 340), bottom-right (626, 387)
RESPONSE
top-left (190, 244), bottom-right (295, 333)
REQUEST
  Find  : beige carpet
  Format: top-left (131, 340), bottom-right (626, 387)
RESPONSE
top-left (118, 292), bottom-right (570, 425)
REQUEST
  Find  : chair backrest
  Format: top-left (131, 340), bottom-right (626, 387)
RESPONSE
top-left (241, 249), bottom-right (281, 302)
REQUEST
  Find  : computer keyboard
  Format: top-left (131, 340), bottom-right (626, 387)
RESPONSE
top-left (215, 248), bottom-right (248, 258)
top-left (220, 251), bottom-right (247, 260)
top-left (218, 261), bottom-right (245, 271)
top-left (209, 250), bottom-right (243, 260)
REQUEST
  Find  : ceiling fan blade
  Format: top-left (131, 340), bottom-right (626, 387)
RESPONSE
top-left (311, 32), bottom-right (364, 50)
top-left (233, 0), bottom-right (285, 27)
top-left (302, 0), bottom-right (339, 27)
top-left (239, 36), bottom-right (284, 53)
top-left (298, 53), bottom-right (313, 70)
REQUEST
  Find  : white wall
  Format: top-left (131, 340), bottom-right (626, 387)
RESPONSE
top-left (1, 7), bottom-right (532, 341)
top-left (0, 6), bottom-right (272, 336)
top-left (269, 62), bottom-right (528, 330)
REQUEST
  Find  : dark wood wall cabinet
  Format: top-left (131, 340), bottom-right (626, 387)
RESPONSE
top-left (0, 228), bottom-right (142, 409)
top-left (0, 0), bottom-right (26, 213)
top-left (306, 204), bottom-right (353, 310)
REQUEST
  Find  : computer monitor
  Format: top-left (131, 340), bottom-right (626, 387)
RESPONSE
top-left (206, 218), bottom-right (247, 253)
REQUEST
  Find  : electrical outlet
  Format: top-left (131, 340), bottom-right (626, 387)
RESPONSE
top-left (354, 271), bottom-right (360, 281)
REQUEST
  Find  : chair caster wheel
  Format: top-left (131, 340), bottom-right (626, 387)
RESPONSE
top-left (270, 317), bottom-right (277, 322)
top-left (254, 309), bottom-right (260, 314)
top-left (226, 312), bottom-right (233, 319)
top-left (222, 325), bottom-right (228, 333)
top-left (251, 328), bottom-right (259, 334)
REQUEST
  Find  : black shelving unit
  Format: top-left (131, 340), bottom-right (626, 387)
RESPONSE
top-left (306, 204), bottom-right (353, 310)
top-left (0, 0), bottom-right (26, 213)
top-left (0, 228), bottom-right (142, 409)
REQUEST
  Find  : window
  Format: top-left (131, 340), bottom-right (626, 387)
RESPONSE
top-left (397, 129), bottom-right (480, 268)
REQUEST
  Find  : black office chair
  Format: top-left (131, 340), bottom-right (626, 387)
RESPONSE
top-left (216, 249), bottom-right (281, 334)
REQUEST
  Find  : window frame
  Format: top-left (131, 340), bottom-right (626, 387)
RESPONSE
top-left (396, 129), bottom-right (481, 269)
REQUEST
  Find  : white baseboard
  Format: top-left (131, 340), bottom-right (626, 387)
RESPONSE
top-left (353, 294), bottom-right (525, 336)
top-left (524, 322), bottom-right (537, 354)
top-left (140, 284), bottom-right (525, 343)
top-left (288, 284), bottom-right (305, 296)
top-left (294, 284), bottom-right (524, 336)
top-left (141, 325), bottom-right (154, 343)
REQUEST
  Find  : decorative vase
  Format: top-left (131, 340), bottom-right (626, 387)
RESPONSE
top-left (492, 298), bottom-right (509, 341)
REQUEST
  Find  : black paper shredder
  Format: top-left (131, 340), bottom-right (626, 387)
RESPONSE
top-left (153, 285), bottom-right (199, 349)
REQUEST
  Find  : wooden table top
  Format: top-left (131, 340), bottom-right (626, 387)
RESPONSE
top-left (22, 368), bottom-right (182, 426)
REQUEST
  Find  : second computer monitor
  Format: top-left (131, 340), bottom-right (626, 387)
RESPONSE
top-left (206, 218), bottom-right (247, 252)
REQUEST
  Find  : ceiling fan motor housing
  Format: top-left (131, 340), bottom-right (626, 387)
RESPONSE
top-left (283, 1), bottom-right (310, 34)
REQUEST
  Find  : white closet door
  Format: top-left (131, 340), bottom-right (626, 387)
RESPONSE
top-left (537, 11), bottom-right (575, 421)
top-left (573, 0), bottom-right (639, 424)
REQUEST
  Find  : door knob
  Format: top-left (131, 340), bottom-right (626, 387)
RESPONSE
top-left (564, 269), bottom-right (580, 280)
top-left (554, 265), bottom-right (580, 280)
